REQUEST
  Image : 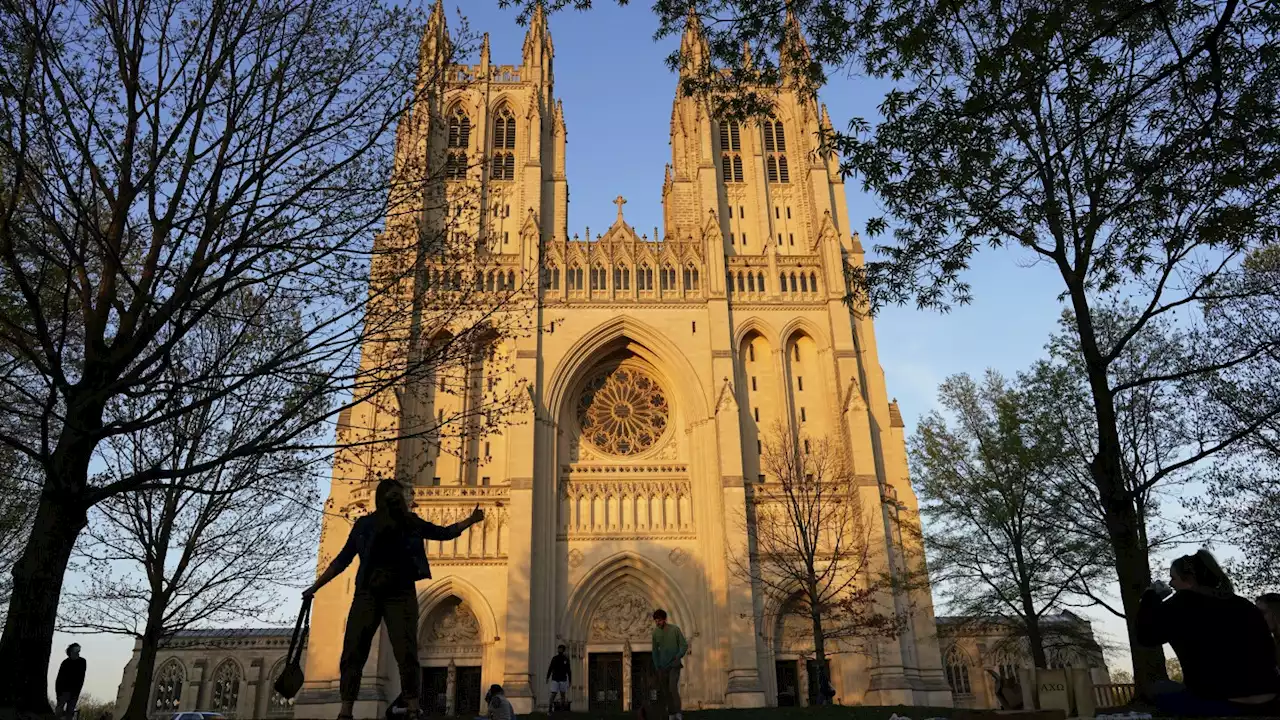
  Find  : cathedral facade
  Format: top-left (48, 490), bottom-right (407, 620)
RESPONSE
top-left (296, 4), bottom-right (952, 717)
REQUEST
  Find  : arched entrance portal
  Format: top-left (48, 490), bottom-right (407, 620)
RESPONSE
top-left (417, 580), bottom-right (498, 716)
top-left (560, 552), bottom-right (698, 714)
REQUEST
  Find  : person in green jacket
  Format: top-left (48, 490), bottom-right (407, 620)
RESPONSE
top-left (651, 609), bottom-right (688, 720)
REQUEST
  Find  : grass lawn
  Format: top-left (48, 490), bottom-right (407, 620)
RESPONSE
top-left (525, 705), bottom-right (960, 720)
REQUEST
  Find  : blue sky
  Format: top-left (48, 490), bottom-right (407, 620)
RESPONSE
top-left (58, 0), bottom-right (1127, 702)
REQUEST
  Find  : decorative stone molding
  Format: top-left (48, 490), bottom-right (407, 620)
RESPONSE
top-left (429, 604), bottom-right (481, 644)
top-left (842, 376), bottom-right (866, 412)
top-left (567, 548), bottom-right (585, 568)
top-left (668, 547), bottom-right (690, 567)
top-left (588, 587), bottom-right (653, 642)
top-left (427, 557), bottom-right (509, 567)
top-left (729, 303), bottom-right (829, 311)
top-left (562, 463), bottom-right (687, 476)
top-left (714, 378), bottom-right (738, 414)
top-left (412, 486), bottom-right (510, 502)
top-left (559, 478), bottom-right (695, 538)
top-left (542, 301), bottom-right (707, 310)
top-left (409, 503), bottom-right (509, 560)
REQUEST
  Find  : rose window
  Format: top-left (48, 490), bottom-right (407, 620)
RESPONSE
top-left (577, 366), bottom-right (670, 456)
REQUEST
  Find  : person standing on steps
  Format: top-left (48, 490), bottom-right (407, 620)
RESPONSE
top-left (304, 478), bottom-right (485, 720)
top-left (54, 643), bottom-right (86, 720)
top-left (546, 644), bottom-right (572, 713)
top-left (651, 609), bottom-right (688, 720)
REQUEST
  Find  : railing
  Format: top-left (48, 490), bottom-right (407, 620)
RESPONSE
top-left (1094, 683), bottom-right (1136, 708)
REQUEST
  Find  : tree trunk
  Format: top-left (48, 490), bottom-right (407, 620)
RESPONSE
top-left (123, 599), bottom-right (170, 720)
top-left (809, 591), bottom-right (829, 706)
top-left (0, 487), bottom-right (89, 712)
top-left (1066, 290), bottom-right (1168, 695)
top-left (1023, 605), bottom-right (1048, 669)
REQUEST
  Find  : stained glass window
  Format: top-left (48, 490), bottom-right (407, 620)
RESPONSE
top-left (210, 660), bottom-right (242, 715)
top-left (577, 367), bottom-right (670, 456)
top-left (151, 659), bottom-right (184, 716)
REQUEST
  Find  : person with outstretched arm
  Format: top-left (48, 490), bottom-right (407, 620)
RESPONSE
top-left (650, 609), bottom-right (688, 720)
top-left (304, 479), bottom-right (485, 720)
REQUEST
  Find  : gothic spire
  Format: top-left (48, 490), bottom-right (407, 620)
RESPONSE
top-left (678, 4), bottom-right (709, 79)
top-left (779, 0), bottom-right (813, 76)
top-left (522, 1), bottom-right (554, 69)
top-left (418, 0), bottom-right (451, 82)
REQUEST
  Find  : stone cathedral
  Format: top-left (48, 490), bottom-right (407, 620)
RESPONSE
top-left (296, 3), bottom-right (953, 718)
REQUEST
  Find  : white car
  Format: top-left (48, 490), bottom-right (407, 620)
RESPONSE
top-left (170, 713), bottom-right (227, 720)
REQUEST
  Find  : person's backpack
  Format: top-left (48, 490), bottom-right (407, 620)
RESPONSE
top-left (274, 597), bottom-right (312, 699)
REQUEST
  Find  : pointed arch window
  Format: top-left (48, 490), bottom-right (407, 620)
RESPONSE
top-left (568, 265), bottom-right (584, 291)
top-left (684, 264), bottom-right (700, 291)
top-left (719, 120), bottom-right (744, 183)
top-left (545, 265), bottom-right (560, 290)
top-left (448, 108), bottom-right (471, 148)
top-left (639, 264), bottom-right (654, 291)
top-left (591, 264), bottom-right (607, 291)
top-left (210, 660), bottom-right (242, 715)
top-left (491, 107), bottom-right (516, 181)
top-left (268, 661), bottom-right (295, 717)
top-left (764, 119), bottom-right (789, 183)
top-left (446, 108), bottom-right (471, 181)
top-left (660, 264), bottom-right (676, 291)
top-left (152, 659), bottom-right (185, 716)
top-left (944, 646), bottom-right (973, 696)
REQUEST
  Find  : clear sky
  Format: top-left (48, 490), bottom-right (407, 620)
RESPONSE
top-left (56, 0), bottom-right (1136, 704)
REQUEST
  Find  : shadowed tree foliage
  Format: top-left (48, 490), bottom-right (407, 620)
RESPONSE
top-left (59, 292), bottom-right (322, 720)
top-left (911, 371), bottom-right (1109, 669)
top-left (1185, 244), bottom-right (1280, 594)
top-left (496, 0), bottom-right (1280, 692)
top-left (0, 0), bottom-right (530, 712)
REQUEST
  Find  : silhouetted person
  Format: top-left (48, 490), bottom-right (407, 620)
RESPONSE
top-left (651, 609), bottom-right (687, 720)
top-left (1258, 593), bottom-right (1280, 665)
top-left (1137, 550), bottom-right (1280, 716)
top-left (55, 643), bottom-right (86, 720)
top-left (305, 479), bottom-right (484, 720)
top-left (546, 644), bottom-right (571, 712)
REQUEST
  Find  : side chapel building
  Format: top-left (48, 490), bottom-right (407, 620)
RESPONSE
top-left (116, 2), bottom-right (966, 717)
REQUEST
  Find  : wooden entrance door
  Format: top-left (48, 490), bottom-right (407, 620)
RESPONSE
top-left (421, 667), bottom-right (448, 715)
top-left (455, 666), bottom-right (482, 716)
top-left (588, 653), bottom-right (624, 714)
top-left (775, 660), bottom-right (799, 706)
top-left (631, 652), bottom-right (656, 711)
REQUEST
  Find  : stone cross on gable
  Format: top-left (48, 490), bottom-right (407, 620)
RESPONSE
top-left (614, 195), bottom-right (626, 222)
